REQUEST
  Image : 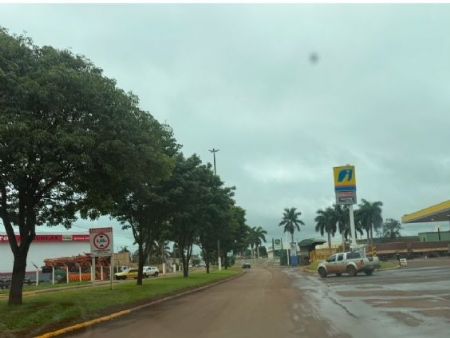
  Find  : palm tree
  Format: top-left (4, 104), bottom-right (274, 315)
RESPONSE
top-left (149, 239), bottom-right (171, 264)
top-left (246, 226), bottom-right (267, 258)
top-left (330, 204), bottom-right (347, 249)
top-left (315, 207), bottom-right (336, 248)
top-left (358, 199), bottom-right (383, 245)
top-left (332, 204), bottom-right (364, 249)
top-left (253, 226), bottom-right (267, 258)
top-left (279, 207), bottom-right (305, 243)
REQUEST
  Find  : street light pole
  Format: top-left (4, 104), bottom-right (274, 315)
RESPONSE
top-left (209, 148), bottom-right (219, 175)
top-left (209, 148), bottom-right (221, 270)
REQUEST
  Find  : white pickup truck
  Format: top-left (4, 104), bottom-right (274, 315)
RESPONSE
top-left (317, 251), bottom-right (380, 278)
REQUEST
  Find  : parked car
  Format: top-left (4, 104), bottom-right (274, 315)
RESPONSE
top-left (114, 268), bottom-right (138, 280)
top-left (241, 263), bottom-right (251, 269)
top-left (143, 266), bottom-right (159, 277)
top-left (0, 278), bottom-right (10, 290)
top-left (317, 251), bottom-right (380, 278)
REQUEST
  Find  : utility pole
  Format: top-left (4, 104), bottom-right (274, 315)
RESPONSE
top-left (209, 148), bottom-right (221, 270)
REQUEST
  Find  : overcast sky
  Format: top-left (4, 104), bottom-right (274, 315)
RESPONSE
top-left (1, 4), bottom-right (450, 249)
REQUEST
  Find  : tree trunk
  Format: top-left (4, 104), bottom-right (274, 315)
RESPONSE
top-left (327, 231), bottom-right (331, 249)
top-left (182, 254), bottom-right (189, 278)
top-left (370, 224), bottom-right (374, 246)
top-left (180, 245), bottom-right (190, 278)
top-left (9, 251), bottom-right (28, 305)
top-left (223, 254), bottom-right (228, 269)
top-left (205, 251), bottom-right (210, 274)
top-left (136, 242), bottom-right (145, 286)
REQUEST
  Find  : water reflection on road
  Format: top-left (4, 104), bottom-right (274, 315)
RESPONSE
top-left (286, 260), bottom-right (450, 338)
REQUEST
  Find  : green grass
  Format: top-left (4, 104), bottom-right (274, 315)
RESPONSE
top-left (0, 269), bottom-right (239, 337)
top-left (0, 281), bottom-right (93, 296)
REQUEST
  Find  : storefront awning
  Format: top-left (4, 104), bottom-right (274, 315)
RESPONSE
top-left (402, 200), bottom-right (450, 223)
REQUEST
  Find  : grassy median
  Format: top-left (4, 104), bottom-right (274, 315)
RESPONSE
top-left (0, 269), bottom-right (240, 337)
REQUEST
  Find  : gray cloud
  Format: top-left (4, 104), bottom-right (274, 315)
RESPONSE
top-left (2, 4), bottom-right (450, 246)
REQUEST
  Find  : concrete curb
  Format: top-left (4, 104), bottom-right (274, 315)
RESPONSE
top-left (35, 310), bottom-right (131, 338)
top-left (34, 272), bottom-right (243, 338)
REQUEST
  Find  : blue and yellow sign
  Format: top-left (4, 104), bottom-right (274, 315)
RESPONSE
top-left (333, 165), bottom-right (357, 205)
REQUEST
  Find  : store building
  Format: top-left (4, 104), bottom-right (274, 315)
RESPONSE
top-left (0, 233), bottom-right (90, 273)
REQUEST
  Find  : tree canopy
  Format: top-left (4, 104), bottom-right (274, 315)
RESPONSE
top-left (0, 29), bottom-right (174, 303)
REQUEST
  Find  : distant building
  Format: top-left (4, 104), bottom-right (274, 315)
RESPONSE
top-left (419, 230), bottom-right (450, 242)
top-left (0, 233), bottom-right (90, 273)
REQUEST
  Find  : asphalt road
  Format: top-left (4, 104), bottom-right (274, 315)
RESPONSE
top-left (68, 267), bottom-right (345, 338)
top-left (286, 257), bottom-right (450, 338)
top-left (68, 259), bottom-right (450, 338)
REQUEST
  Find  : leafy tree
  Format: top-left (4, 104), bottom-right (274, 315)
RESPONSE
top-left (382, 219), bottom-right (402, 239)
top-left (164, 154), bottom-right (211, 278)
top-left (196, 165), bottom-right (235, 273)
top-left (110, 125), bottom-right (177, 285)
top-left (279, 207), bottom-right (305, 243)
top-left (0, 29), bottom-right (170, 304)
top-left (228, 207), bottom-right (248, 257)
top-left (315, 207), bottom-right (336, 248)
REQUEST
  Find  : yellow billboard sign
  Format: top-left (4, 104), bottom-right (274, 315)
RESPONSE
top-left (333, 165), bottom-right (356, 188)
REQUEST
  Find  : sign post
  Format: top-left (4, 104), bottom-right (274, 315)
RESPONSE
top-left (333, 165), bottom-right (358, 248)
top-left (89, 227), bottom-right (113, 289)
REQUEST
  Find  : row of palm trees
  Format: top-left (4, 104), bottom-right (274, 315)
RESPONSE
top-left (245, 201), bottom-right (382, 255)
top-left (315, 199), bottom-right (383, 248)
top-left (247, 226), bottom-right (267, 258)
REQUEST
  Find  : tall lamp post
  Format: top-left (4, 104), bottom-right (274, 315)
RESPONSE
top-left (209, 148), bottom-right (221, 271)
top-left (209, 148), bottom-right (219, 175)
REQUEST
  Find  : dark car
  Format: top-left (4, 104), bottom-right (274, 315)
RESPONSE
top-left (0, 278), bottom-right (11, 289)
top-left (241, 263), bottom-right (251, 269)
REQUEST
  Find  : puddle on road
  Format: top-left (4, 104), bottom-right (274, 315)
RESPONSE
top-left (284, 269), bottom-right (450, 338)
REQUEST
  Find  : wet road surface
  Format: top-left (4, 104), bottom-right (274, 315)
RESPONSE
top-left (68, 267), bottom-right (344, 338)
top-left (287, 258), bottom-right (450, 338)
top-left (68, 258), bottom-right (449, 338)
